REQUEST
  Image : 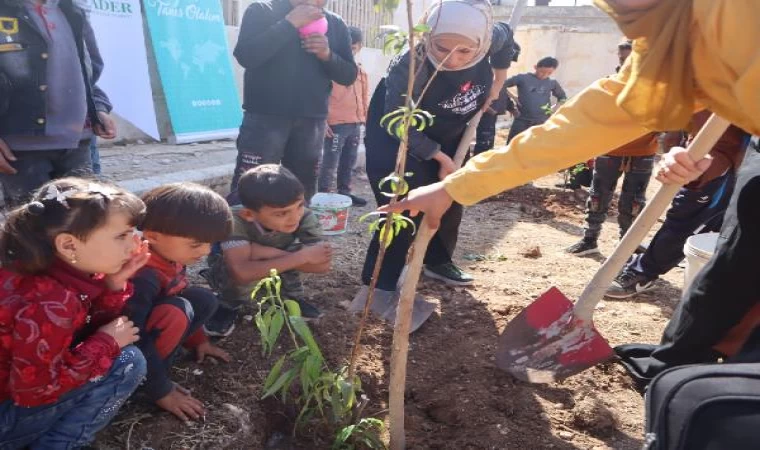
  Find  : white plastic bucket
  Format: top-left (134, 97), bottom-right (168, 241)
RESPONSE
top-left (310, 193), bottom-right (352, 235)
top-left (683, 232), bottom-right (719, 290)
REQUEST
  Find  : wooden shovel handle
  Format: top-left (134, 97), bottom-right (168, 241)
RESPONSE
top-left (573, 114), bottom-right (731, 321)
top-left (453, 111), bottom-right (483, 168)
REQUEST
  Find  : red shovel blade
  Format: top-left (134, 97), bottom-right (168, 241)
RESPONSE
top-left (496, 287), bottom-right (614, 383)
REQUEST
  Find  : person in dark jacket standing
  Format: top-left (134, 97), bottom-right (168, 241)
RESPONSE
top-left (230, 0), bottom-right (357, 203)
top-left (361, 0), bottom-right (518, 290)
top-left (0, 0), bottom-right (115, 207)
top-left (505, 56), bottom-right (566, 144)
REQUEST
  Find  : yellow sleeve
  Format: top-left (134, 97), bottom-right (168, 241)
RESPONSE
top-left (443, 76), bottom-right (651, 205)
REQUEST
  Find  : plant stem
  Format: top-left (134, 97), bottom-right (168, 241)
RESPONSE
top-left (347, 0), bottom-right (418, 383)
top-left (347, 216), bottom-right (395, 381)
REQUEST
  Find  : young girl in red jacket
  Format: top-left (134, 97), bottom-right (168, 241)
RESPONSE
top-left (0, 177), bottom-right (150, 449)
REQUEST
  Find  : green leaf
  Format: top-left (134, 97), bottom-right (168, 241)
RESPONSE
top-left (290, 316), bottom-right (323, 360)
top-left (399, 216), bottom-right (417, 235)
top-left (262, 367), bottom-right (297, 399)
top-left (380, 222), bottom-right (394, 249)
top-left (306, 353), bottom-right (322, 381)
top-left (290, 346), bottom-right (310, 362)
top-left (333, 425), bottom-right (356, 449)
top-left (283, 299), bottom-right (302, 317)
top-left (340, 379), bottom-right (356, 411)
top-left (413, 23), bottom-right (431, 33)
top-left (359, 211), bottom-right (385, 223)
top-left (263, 355), bottom-right (286, 392)
top-left (266, 311), bottom-right (284, 354)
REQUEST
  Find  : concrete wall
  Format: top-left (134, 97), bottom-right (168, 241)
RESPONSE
top-left (105, 3), bottom-right (621, 145)
top-left (511, 25), bottom-right (621, 97)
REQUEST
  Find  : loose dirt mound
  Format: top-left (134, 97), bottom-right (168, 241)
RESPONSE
top-left (99, 167), bottom-right (682, 449)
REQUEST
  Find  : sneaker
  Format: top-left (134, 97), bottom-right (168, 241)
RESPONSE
top-left (565, 239), bottom-right (600, 256)
top-left (204, 304), bottom-right (238, 337)
top-left (294, 298), bottom-right (323, 320)
top-left (605, 270), bottom-right (656, 299)
top-left (423, 262), bottom-right (474, 286)
top-left (343, 193), bottom-right (367, 207)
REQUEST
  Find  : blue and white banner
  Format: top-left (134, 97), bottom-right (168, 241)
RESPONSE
top-left (143, 0), bottom-right (242, 143)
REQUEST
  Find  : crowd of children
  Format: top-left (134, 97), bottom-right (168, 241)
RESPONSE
top-left (0, 162), bottom-right (331, 447)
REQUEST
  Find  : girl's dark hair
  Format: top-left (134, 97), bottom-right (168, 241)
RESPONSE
top-left (0, 177), bottom-right (146, 274)
top-left (237, 165), bottom-right (305, 211)
top-left (140, 182), bottom-right (232, 243)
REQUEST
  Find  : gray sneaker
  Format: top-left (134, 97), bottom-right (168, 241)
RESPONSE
top-left (605, 270), bottom-right (657, 299)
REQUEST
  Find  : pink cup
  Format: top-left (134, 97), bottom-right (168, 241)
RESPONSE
top-left (299, 17), bottom-right (328, 38)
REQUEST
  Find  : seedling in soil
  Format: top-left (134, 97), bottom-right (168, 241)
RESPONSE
top-left (251, 270), bottom-right (384, 447)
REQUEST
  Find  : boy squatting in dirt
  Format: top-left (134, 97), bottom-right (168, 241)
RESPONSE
top-left (125, 183), bottom-right (234, 422)
top-left (204, 165), bottom-right (333, 336)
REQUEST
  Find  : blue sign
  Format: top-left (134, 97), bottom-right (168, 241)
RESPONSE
top-left (143, 0), bottom-right (242, 143)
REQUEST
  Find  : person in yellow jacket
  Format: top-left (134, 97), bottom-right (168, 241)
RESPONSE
top-left (382, 0), bottom-right (760, 386)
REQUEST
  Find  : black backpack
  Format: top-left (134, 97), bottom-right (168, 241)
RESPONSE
top-left (645, 363), bottom-right (760, 449)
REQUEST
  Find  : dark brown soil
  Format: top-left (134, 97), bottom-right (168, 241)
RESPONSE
top-left (98, 162), bottom-right (682, 450)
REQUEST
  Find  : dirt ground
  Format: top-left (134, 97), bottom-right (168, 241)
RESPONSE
top-left (98, 145), bottom-right (683, 450)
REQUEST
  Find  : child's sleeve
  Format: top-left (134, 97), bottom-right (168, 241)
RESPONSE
top-left (489, 21), bottom-right (517, 70)
top-left (552, 80), bottom-right (568, 103)
top-left (505, 74), bottom-right (519, 88)
top-left (361, 68), bottom-right (370, 120)
top-left (9, 289), bottom-right (121, 407)
top-left (88, 281), bottom-right (134, 329)
top-left (296, 211), bottom-right (324, 245)
top-left (124, 269), bottom-right (175, 402)
top-left (233, 3), bottom-right (298, 70)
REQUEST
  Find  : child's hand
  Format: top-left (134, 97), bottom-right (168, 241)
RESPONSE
top-left (156, 384), bottom-right (205, 422)
top-left (104, 235), bottom-right (151, 291)
top-left (300, 242), bottom-right (332, 265)
top-left (195, 341), bottom-right (231, 364)
top-left (99, 316), bottom-right (140, 348)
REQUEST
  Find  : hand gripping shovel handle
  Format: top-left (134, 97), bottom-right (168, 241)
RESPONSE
top-left (573, 114), bottom-right (731, 322)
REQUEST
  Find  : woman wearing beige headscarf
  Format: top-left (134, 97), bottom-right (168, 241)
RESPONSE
top-left (383, 0), bottom-right (760, 387)
top-left (361, 0), bottom-right (519, 291)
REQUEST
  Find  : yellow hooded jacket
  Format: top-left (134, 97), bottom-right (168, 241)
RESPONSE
top-left (444, 0), bottom-right (760, 205)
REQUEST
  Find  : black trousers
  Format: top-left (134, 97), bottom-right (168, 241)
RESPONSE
top-left (361, 154), bottom-right (463, 291)
top-left (228, 112), bottom-right (325, 204)
top-left (473, 112), bottom-right (499, 155)
top-left (616, 145), bottom-right (760, 389)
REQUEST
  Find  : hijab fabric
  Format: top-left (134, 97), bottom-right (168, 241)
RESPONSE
top-left (594, 0), bottom-right (694, 130)
top-left (424, 0), bottom-right (493, 72)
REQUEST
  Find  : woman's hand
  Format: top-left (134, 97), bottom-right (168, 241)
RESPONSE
top-left (379, 182), bottom-right (453, 229)
top-left (433, 151), bottom-right (457, 180)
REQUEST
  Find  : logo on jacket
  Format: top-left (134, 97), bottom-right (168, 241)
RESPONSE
top-left (0, 17), bottom-right (19, 42)
top-left (439, 83), bottom-right (486, 115)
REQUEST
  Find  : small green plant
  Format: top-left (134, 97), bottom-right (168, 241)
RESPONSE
top-left (541, 102), bottom-right (553, 117)
top-left (334, 418), bottom-right (387, 450)
top-left (570, 162), bottom-right (587, 176)
top-left (253, 270), bottom-right (384, 443)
